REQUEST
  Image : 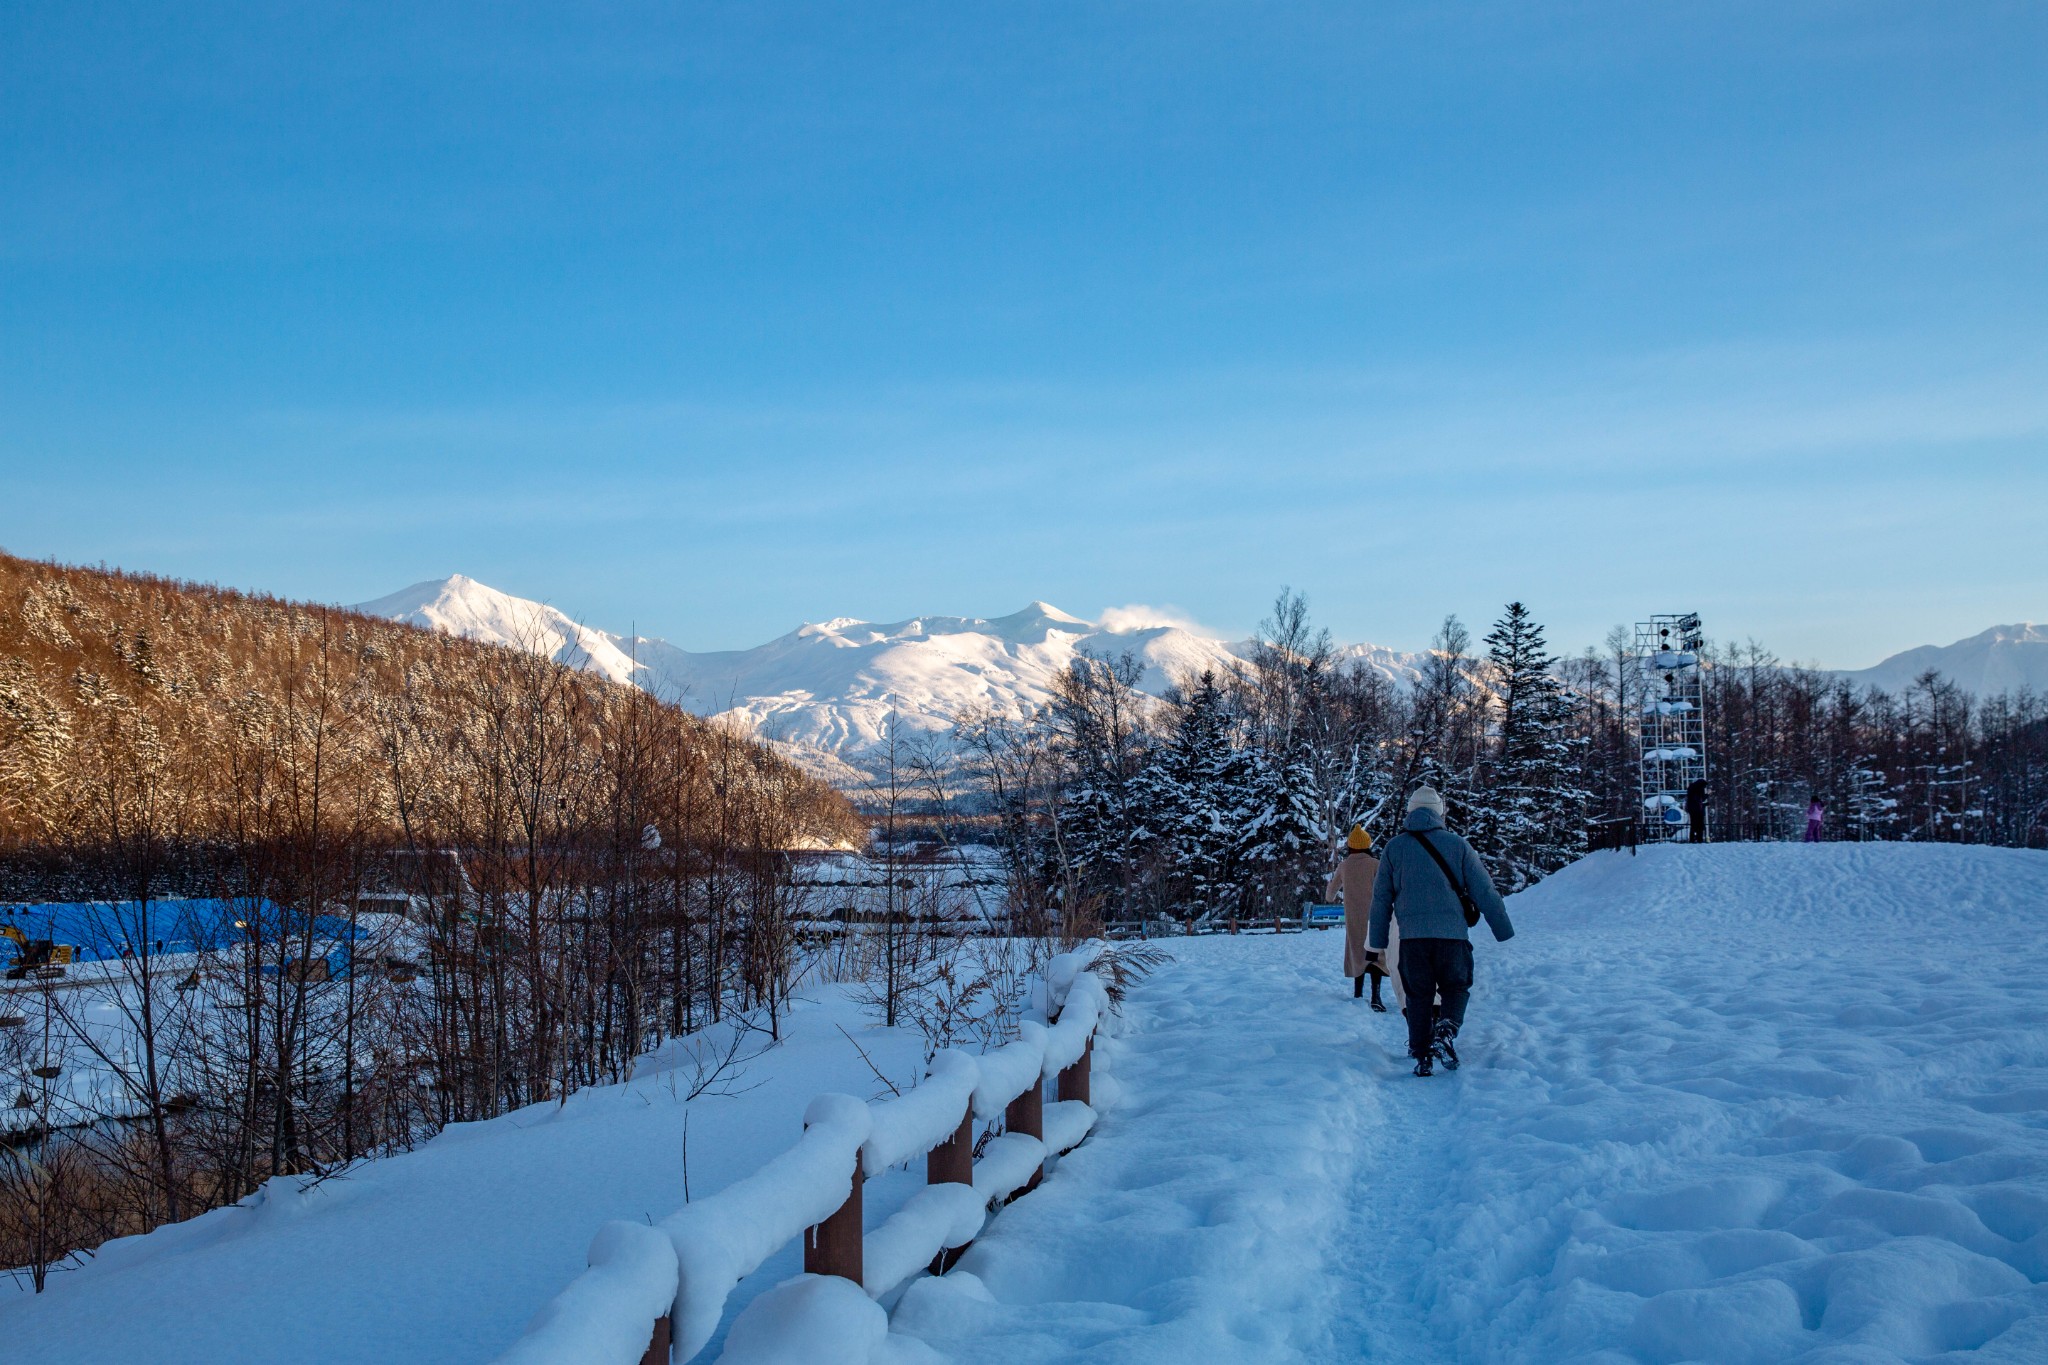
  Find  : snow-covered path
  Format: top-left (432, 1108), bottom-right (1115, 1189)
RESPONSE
top-left (891, 844), bottom-right (2048, 1363)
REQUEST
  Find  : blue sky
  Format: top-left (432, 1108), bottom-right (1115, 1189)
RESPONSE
top-left (3, 2), bottom-right (2044, 664)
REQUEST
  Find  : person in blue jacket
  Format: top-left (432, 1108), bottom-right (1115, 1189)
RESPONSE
top-left (1368, 786), bottom-right (1515, 1076)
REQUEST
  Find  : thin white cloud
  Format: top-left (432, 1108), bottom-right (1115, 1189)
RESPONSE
top-left (1096, 603), bottom-right (1218, 636)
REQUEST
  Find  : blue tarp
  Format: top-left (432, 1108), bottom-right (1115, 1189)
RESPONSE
top-left (1, 899), bottom-right (362, 962)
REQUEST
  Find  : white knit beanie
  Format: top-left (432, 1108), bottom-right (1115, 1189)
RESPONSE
top-left (1407, 786), bottom-right (1445, 815)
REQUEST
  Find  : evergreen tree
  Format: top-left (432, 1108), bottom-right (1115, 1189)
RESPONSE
top-left (1159, 675), bottom-right (1277, 928)
top-left (1481, 602), bottom-right (1591, 889)
top-left (1236, 741), bottom-right (1326, 918)
top-left (1048, 651), bottom-right (1151, 920)
top-left (1129, 670), bottom-right (1233, 925)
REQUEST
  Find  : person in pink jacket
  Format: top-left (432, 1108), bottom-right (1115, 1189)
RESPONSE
top-left (1326, 824), bottom-right (1399, 1011)
top-left (1805, 797), bottom-right (1826, 842)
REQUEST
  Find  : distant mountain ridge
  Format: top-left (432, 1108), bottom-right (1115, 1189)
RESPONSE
top-left (353, 578), bottom-right (2045, 783)
top-left (353, 575), bottom-right (644, 686)
top-left (352, 576), bottom-right (1430, 779)
top-left (1835, 623), bottom-right (2048, 699)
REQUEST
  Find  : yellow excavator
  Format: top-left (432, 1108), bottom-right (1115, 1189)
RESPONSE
top-left (2, 924), bottom-right (75, 980)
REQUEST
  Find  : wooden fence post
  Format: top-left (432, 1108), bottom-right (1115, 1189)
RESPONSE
top-left (638, 1315), bottom-right (672, 1365)
top-left (927, 1107), bottom-right (974, 1273)
top-left (928, 1108), bottom-right (973, 1186)
top-left (803, 1156), bottom-right (864, 1285)
top-left (1005, 1080), bottom-right (1043, 1199)
top-left (1057, 1034), bottom-right (1092, 1108)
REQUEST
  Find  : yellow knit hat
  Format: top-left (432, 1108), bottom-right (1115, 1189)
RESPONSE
top-left (1347, 824), bottom-right (1372, 851)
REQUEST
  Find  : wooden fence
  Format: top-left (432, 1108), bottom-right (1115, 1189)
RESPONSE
top-left (492, 954), bottom-right (1111, 1365)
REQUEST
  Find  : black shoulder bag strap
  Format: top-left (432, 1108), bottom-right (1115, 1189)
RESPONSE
top-left (1408, 831), bottom-right (1481, 927)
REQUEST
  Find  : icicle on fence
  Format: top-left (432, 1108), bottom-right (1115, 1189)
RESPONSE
top-left (492, 952), bottom-right (1112, 1365)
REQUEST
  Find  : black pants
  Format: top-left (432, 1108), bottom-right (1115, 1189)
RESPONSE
top-left (1399, 938), bottom-right (1474, 1059)
top-left (1688, 810), bottom-right (1705, 843)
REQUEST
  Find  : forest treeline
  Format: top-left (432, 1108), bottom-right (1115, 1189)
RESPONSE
top-left (0, 553), bottom-right (860, 1284)
top-left (953, 593), bottom-right (2048, 935)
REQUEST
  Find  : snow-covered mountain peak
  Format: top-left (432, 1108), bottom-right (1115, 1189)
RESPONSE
top-left (1024, 601), bottom-right (1094, 626)
top-left (976, 602), bottom-right (1097, 644)
top-left (349, 574), bottom-right (643, 687)
top-left (347, 577), bottom-right (1283, 778)
top-left (351, 573), bottom-right (472, 617)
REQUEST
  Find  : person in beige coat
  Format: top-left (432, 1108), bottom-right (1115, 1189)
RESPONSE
top-left (1326, 824), bottom-right (1400, 1011)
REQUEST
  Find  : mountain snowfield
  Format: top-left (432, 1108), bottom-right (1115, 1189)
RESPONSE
top-left (351, 576), bottom-right (1429, 778)
top-left (10, 842), bottom-right (2048, 1363)
top-left (352, 577), bottom-right (2047, 782)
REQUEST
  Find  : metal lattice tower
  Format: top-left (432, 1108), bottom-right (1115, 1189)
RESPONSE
top-left (1636, 613), bottom-right (1708, 841)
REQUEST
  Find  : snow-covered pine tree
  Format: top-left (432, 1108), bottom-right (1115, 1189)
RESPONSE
top-left (1130, 669), bottom-right (1234, 925)
top-left (1055, 770), bottom-right (1125, 909)
top-left (1481, 602), bottom-right (1591, 890)
top-left (1048, 651), bottom-right (1152, 923)
top-left (1248, 741), bottom-right (1328, 918)
top-left (1229, 748), bottom-right (1286, 921)
top-left (1198, 737), bottom-right (1262, 927)
top-left (1121, 752), bottom-right (1177, 913)
top-left (1208, 733), bottom-right (1327, 930)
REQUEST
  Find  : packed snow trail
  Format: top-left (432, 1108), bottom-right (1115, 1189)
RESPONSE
top-left (888, 844), bottom-right (2048, 1363)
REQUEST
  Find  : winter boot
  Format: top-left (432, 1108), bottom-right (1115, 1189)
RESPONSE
top-left (1353, 974), bottom-right (1364, 1000)
top-left (1433, 1018), bottom-right (1460, 1071)
top-left (1412, 1051), bottom-right (1434, 1077)
top-left (1369, 974), bottom-right (1386, 1012)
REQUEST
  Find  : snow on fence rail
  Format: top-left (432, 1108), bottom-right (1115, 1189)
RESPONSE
top-left (494, 953), bottom-right (1112, 1365)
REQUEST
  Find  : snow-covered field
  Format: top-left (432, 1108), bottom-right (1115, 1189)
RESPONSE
top-left (11, 842), bottom-right (2048, 1363)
